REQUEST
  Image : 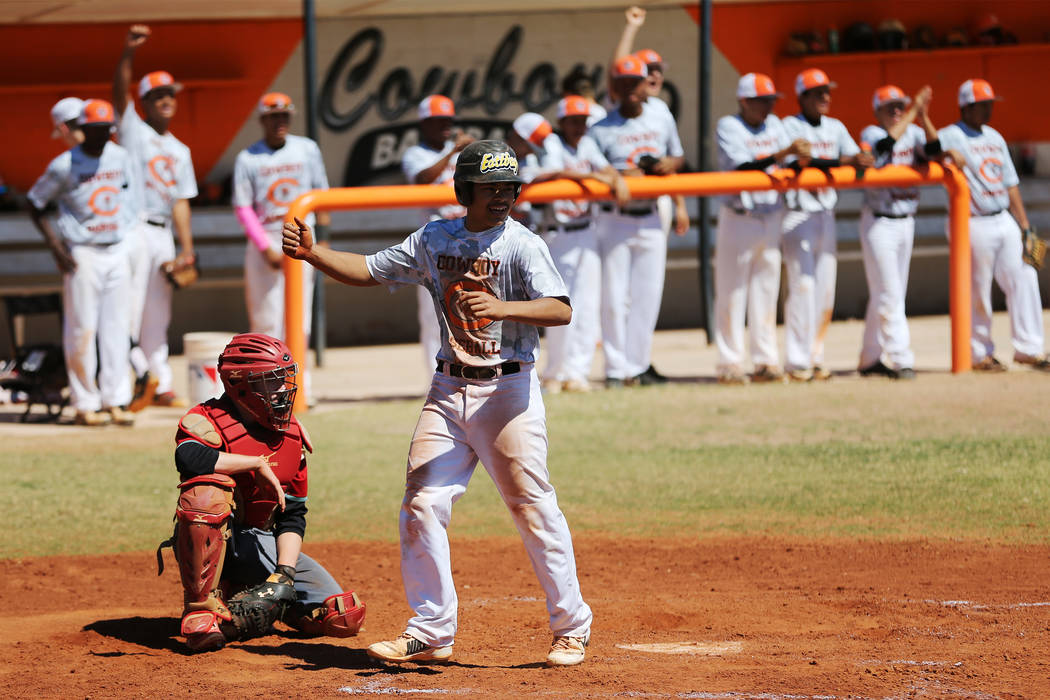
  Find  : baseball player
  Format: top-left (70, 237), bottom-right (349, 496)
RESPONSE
top-left (283, 140), bottom-right (593, 667)
top-left (232, 91), bottom-right (330, 405)
top-left (938, 79), bottom-right (1050, 371)
top-left (534, 96), bottom-right (631, 393)
top-left (50, 97), bottom-right (84, 148)
top-left (163, 332), bottom-right (364, 652)
top-left (560, 68), bottom-right (607, 127)
top-left (714, 74), bottom-right (810, 385)
top-left (27, 99), bottom-right (135, 427)
top-left (506, 111), bottom-right (551, 227)
top-left (590, 55), bottom-right (686, 388)
top-left (401, 95), bottom-right (474, 374)
top-left (781, 68), bottom-right (874, 381)
top-left (113, 24), bottom-right (198, 408)
top-left (857, 84), bottom-right (940, 380)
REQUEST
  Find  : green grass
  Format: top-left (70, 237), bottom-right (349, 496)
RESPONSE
top-left (4, 376), bottom-right (1050, 558)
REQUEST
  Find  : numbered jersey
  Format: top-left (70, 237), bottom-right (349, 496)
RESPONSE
top-left (117, 104), bottom-right (197, 223)
top-left (860, 123), bottom-right (927, 216)
top-left (782, 114), bottom-right (860, 211)
top-left (401, 141), bottom-right (466, 222)
top-left (716, 113), bottom-right (792, 213)
top-left (938, 121), bottom-right (1018, 216)
top-left (233, 135), bottom-right (329, 235)
top-left (366, 218), bottom-right (568, 366)
top-left (588, 101), bottom-right (685, 172)
top-left (27, 141), bottom-right (136, 245)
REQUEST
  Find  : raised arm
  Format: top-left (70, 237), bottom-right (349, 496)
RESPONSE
top-left (113, 24), bottom-right (150, 115)
top-left (282, 217), bottom-right (379, 287)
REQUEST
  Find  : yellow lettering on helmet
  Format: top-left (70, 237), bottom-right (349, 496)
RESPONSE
top-left (479, 152), bottom-right (518, 174)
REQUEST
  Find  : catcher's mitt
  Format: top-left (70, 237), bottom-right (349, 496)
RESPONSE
top-left (1022, 226), bottom-right (1047, 270)
top-left (225, 565), bottom-right (297, 640)
top-left (161, 254), bottom-right (200, 289)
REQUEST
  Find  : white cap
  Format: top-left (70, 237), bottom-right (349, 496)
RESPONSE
top-left (50, 97), bottom-right (84, 135)
top-left (137, 70), bottom-right (183, 99)
top-left (957, 78), bottom-right (1002, 107)
top-left (736, 73), bottom-right (781, 99)
top-left (872, 85), bottom-right (911, 111)
top-left (511, 112), bottom-right (553, 152)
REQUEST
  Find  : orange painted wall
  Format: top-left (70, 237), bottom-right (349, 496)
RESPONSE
top-left (0, 20), bottom-right (301, 194)
top-left (695, 0), bottom-right (1050, 141)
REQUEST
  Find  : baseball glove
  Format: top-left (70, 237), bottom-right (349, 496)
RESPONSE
top-left (1022, 226), bottom-right (1047, 270)
top-left (225, 565), bottom-right (297, 640)
top-left (161, 254), bottom-right (200, 289)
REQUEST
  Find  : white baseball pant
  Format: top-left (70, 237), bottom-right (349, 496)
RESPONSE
top-left (714, 207), bottom-right (783, 373)
top-left (598, 209), bottom-right (666, 379)
top-left (244, 240), bottom-right (314, 340)
top-left (136, 222), bottom-right (177, 394)
top-left (399, 368), bottom-right (592, 647)
top-left (123, 225), bottom-right (151, 378)
top-left (782, 209), bottom-right (836, 371)
top-left (418, 285), bottom-right (440, 373)
top-left (964, 211), bottom-right (1045, 360)
top-left (858, 209), bottom-right (915, 371)
top-left (541, 224), bottom-right (600, 384)
top-left (63, 242), bottom-right (132, 411)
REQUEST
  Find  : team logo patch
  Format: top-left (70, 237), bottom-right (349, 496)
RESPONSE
top-left (479, 152), bottom-right (518, 174)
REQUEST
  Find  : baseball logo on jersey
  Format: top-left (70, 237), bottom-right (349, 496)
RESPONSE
top-left (979, 158), bottom-right (1003, 184)
top-left (87, 186), bottom-right (120, 216)
top-left (444, 279), bottom-right (495, 332)
top-left (266, 177), bottom-right (301, 206)
top-left (148, 154), bottom-right (177, 187)
top-left (626, 146), bottom-right (658, 168)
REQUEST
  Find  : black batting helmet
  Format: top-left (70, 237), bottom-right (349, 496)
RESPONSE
top-left (453, 140), bottom-right (524, 206)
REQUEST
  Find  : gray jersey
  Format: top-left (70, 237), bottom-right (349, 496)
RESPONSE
top-left (938, 121), bottom-right (1018, 216)
top-left (783, 114), bottom-right (860, 211)
top-left (366, 217), bottom-right (568, 366)
top-left (232, 134), bottom-right (329, 234)
top-left (716, 113), bottom-right (791, 213)
top-left (860, 123), bottom-right (927, 216)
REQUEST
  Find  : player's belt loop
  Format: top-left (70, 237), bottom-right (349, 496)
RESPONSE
top-left (436, 360), bottom-right (521, 380)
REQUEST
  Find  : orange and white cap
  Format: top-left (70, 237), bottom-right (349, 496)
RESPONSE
top-left (610, 54), bottom-right (648, 80)
top-left (512, 112), bottom-right (553, 150)
top-left (872, 85), bottom-right (911, 111)
top-left (418, 95), bottom-right (455, 121)
top-left (50, 97), bottom-right (84, 132)
top-left (958, 78), bottom-right (1002, 107)
top-left (78, 99), bottom-right (116, 126)
top-left (258, 92), bottom-right (295, 114)
top-left (557, 95), bottom-right (591, 119)
top-left (635, 48), bottom-right (663, 68)
top-left (736, 73), bottom-right (780, 99)
top-left (794, 68), bottom-right (836, 97)
top-left (137, 70), bottom-right (182, 98)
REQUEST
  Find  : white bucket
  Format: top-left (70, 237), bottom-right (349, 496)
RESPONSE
top-left (184, 332), bottom-right (235, 405)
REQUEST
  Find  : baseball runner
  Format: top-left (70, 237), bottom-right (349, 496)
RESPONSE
top-left (781, 68), bottom-right (874, 381)
top-left (534, 96), bottom-right (631, 393)
top-left (27, 99), bottom-right (135, 427)
top-left (162, 332), bottom-right (365, 652)
top-left (50, 97), bottom-right (85, 149)
top-left (113, 24), bottom-right (198, 409)
top-left (401, 95), bottom-right (474, 374)
top-left (938, 79), bottom-right (1050, 371)
top-left (714, 73), bottom-right (810, 385)
top-left (589, 54), bottom-right (686, 387)
top-left (232, 91), bottom-right (330, 406)
top-left (857, 84), bottom-right (940, 380)
top-left (283, 140), bottom-right (593, 667)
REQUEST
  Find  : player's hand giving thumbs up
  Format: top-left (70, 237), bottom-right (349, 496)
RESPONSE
top-left (282, 217), bottom-right (314, 260)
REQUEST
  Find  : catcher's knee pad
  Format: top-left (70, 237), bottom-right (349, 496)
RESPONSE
top-left (175, 474), bottom-right (236, 619)
top-left (291, 591), bottom-right (366, 638)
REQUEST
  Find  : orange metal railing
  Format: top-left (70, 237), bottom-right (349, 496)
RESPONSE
top-left (285, 164), bottom-right (971, 412)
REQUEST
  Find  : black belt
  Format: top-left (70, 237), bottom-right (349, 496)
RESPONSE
top-left (146, 218), bottom-right (168, 227)
top-left (873, 211), bottom-right (910, 219)
top-left (600, 203), bottom-right (655, 217)
top-left (436, 360), bottom-right (520, 380)
top-left (975, 209), bottom-right (1005, 218)
top-left (557, 220), bottom-right (591, 232)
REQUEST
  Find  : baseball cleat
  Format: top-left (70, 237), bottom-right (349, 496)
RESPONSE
top-left (152, 391), bottom-right (188, 408)
top-left (1013, 353), bottom-right (1050, 371)
top-left (74, 410), bottom-right (112, 426)
top-left (893, 367), bottom-right (916, 380)
top-left (811, 366), bottom-right (832, 381)
top-left (717, 371), bottom-right (749, 385)
top-left (546, 634), bottom-right (588, 667)
top-left (604, 377), bottom-right (625, 389)
top-left (638, 365), bottom-right (669, 385)
top-left (750, 365), bottom-right (786, 383)
top-left (561, 378), bottom-right (592, 393)
top-left (106, 405), bottom-right (136, 426)
top-left (128, 372), bottom-right (158, 412)
top-left (366, 633), bottom-right (453, 664)
top-left (858, 361), bottom-right (895, 378)
top-left (182, 611), bottom-right (226, 652)
top-left (972, 356), bottom-right (1007, 372)
top-left (786, 368), bottom-right (814, 383)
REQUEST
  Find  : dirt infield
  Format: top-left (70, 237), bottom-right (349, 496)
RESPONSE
top-left (5, 536), bottom-right (1049, 698)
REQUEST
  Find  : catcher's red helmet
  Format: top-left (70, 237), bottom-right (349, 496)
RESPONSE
top-left (218, 333), bottom-right (298, 431)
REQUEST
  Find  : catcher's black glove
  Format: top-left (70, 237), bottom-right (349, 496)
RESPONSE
top-left (225, 565), bottom-right (297, 640)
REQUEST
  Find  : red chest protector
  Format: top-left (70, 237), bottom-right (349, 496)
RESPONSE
top-left (203, 398), bottom-right (308, 528)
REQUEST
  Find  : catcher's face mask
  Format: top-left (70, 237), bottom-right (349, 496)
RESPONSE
top-left (243, 364), bottom-right (298, 431)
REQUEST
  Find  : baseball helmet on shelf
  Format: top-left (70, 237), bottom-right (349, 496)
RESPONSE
top-left (877, 19), bottom-right (908, 50)
top-left (218, 333), bottom-right (298, 431)
top-left (453, 140), bottom-right (524, 206)
top-left (842, 22), bottom-right (877, 52)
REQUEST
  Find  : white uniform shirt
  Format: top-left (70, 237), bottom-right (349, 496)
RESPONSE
top-left (539, 133), bottom-right (611, 226)
top-left (589, 102), bottom-right (685, 206)
top-left (401, 141), bottom-right (466, 222)
top-left (716, 113), bottom-right (791, 214)
top-left (586, 101), bottom-right (608, 128)
top-left (27, 141), bottom-right (136, 246)
top-left (860, 123), bottom-right (927, 216)
top-left (116, 104), bottom-right (197, 223)
top-left (938, 121), bottom-right (1019, 216)
top-left (366, 217), bottom-right (568, 367)
top-left (232, 135), bottom-right (329, 235)
top-left (783, 114), bottom-right (860, 211)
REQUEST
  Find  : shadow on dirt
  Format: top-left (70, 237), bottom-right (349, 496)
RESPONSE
top-left (84, 616), bottom-right (187, 654)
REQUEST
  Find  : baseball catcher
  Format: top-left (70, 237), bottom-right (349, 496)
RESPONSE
top-left (157, 332), bottom-right (364, 651)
